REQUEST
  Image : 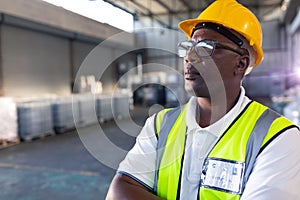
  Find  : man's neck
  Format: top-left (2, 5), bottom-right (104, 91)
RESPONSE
top-left (196, 91), bottom-right (240, 127)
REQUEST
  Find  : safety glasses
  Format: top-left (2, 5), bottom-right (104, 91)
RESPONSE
top-left (178, 39), bottom-right (243, 58)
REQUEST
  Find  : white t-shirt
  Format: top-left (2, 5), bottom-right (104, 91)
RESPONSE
top-left (118, 88), bottom-right (300, 199)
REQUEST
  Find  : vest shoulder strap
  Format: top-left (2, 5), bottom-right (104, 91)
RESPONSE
top-left (153, 106), bottom-right (182, 193)
top-left (242, 108), bottom-right (280, 193)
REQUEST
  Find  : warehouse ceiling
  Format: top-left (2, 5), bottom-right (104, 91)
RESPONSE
top-left (103, 0), bottom-right (299, 28)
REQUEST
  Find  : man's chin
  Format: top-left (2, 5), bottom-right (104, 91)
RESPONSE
top-left (184, 84), bottom-right (210, 98)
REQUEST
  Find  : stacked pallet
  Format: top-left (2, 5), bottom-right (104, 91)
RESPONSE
top-left (52, 96), bottom-right (79, 133)
top-left (0, 92), bottom-right (132, 145)
top-left (113, 94), bottom-right (130, 119)
top-left (76, 94), bottom-right (98, 127)
top-left (96, 94), bottom-right (113, 122)
top-left (0, 97), bottom-right (19, 147)
top-left (17, 101), bottom-right (54, 141)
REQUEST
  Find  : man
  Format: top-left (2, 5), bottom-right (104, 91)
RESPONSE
top-left (107, 0), bottom-right (300, 199)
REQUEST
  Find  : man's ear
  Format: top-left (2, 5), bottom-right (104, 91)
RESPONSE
top-left (234, 55), bottom-right (250, 76)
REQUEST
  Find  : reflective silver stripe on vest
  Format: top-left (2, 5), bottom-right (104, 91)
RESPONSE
top-left (242, 108), bottom-right (280, 193)
top-left (153, 106), bottom-right (182, 193)
top-left (153, 106), bottom-right (280, 196)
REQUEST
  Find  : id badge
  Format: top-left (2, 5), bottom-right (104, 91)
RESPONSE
top-left (201, 158), bottom-right (245, 194)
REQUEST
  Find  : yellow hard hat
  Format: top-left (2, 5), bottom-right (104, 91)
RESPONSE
top-left (178, 0), bottom-right (263, 67)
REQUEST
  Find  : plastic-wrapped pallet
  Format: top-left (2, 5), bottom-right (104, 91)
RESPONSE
top-left (17, 101), bottom-right (54, 141)
top-left (113, 94), bottom-right (130, 119)
top-left (96, 94), bottom-right (113, 122)
top-left (0, 97), bottom-right (18, 141)
top-left (76, 94), bottom-right (98, 127)
top-left (52, 96), bottom-right (79, 133)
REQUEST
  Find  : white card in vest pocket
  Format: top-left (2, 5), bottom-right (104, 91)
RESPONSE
top-left (201, 158), bottom-right (245, 194)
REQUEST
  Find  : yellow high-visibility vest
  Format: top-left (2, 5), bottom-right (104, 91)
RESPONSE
top-left (153, 101), bottom-right (296, 200)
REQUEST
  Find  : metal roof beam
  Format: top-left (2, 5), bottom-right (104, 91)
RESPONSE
top-left (283, 0), bottom-right (300, 23)
top-left (138, 9), bottom-right (202, 16)
top-left (102, 0), bottom-right (172, 28)
top-left (179, 0), bottom-right (194, 10)
top-left (128, 0), bottom-right (173, 29)
top-left (155, 0), bottom-right (175, 14)
top-left (129, 0), bottom-right (153, 16)
top-left (245, 2), bottom-right (282, 8)
top-left (138, 12), bottom-right (173, 29)
top-left (154, 0), bottom-right (185, 25)
top-left (102, 0), bottom-right (135, 16)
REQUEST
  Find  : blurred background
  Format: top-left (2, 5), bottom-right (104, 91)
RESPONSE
top-left (0, 0), bottom-right (299, 199)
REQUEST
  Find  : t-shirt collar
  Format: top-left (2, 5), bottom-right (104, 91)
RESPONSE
top-left (186, 87), bottom-right (247, 137)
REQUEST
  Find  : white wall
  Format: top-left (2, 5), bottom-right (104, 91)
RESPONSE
top-left (1, 24), bottom-right (71, 97)
top-left (0, 14), bottom-right (136, 97)
top-left (72, 41), bottom-right (97, 83)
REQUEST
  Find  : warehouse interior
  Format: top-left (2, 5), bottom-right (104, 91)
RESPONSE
top-left (0, 0), bottom-right (300, 199)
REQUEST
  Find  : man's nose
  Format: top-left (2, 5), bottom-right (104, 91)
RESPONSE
top-left (185, 48), bottom-right (200, 64)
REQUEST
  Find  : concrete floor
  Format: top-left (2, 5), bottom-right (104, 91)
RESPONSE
top-left (0, 106), bottom-right (150, 200)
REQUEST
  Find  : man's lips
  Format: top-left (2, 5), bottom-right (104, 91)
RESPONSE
top-left (184, 63), bottom-right (201, 80)
top-left (184, 69), bottom-right (200, 80)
